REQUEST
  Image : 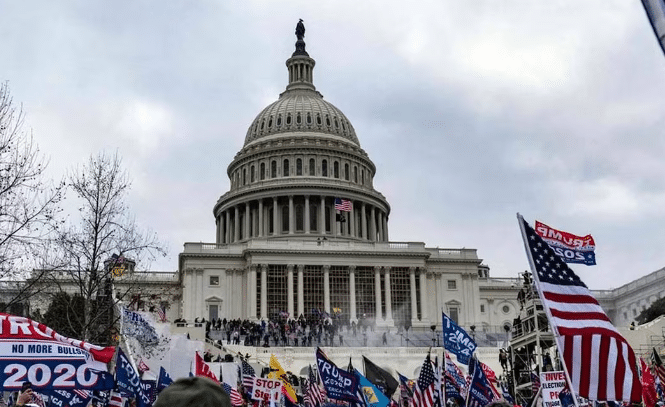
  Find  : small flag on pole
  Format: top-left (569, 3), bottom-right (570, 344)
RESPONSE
top-left (335, 198), bottom-right (352, 212)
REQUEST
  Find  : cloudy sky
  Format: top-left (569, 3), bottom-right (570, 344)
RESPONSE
top-left (2, 1), bottom-right (664, 290)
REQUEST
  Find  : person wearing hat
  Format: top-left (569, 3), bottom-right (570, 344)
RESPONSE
top-left (154, 377), bottom-right (232, 407)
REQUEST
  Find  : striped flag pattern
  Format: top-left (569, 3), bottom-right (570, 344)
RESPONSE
top-left (641, 358), bottom-right (659, 407)
top-left (531, 372), bottom-right (541, 395)
top-left (410, 353), bottom-right (436, 407)
top-left (651, 348), bottom-right (665, 387)
top-left (223, 382), bottom-right (245, 406)
top-left (242, 359), bottom-right (256, 394)
top-left (334, 198), bottom-right (352, 212)
top-left (519, 216), bottom-right (642, 403)
top-left (109, 391), bottom-right (125, 407)
top-left (308, 365), bottom-right (325, 407)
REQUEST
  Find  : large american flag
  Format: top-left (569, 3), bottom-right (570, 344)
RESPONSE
top-left (242, 359), bottom-right (256, 394)
top-left (308, 365), bottom-right (325, 407)
top-left (410, 353), bottom-right (436, 407)
top-left (651, 348), bottom-right (665, 387)
top-left (519, 216), bottom-right (642, 403)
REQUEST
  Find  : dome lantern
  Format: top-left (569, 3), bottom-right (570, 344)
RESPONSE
top-left (286, 19), bottom-right (316, 92)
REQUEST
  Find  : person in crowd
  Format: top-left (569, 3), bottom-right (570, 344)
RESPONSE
top-left (154, 377), bottom-right (231, 407)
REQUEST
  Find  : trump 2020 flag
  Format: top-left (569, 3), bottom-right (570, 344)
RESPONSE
top-left (518, 214), bottom-right (642, 403)
top-left (535, 221), bottom-right (596, 266)
top-left (441, 312), bottom-right (476, 365)
top-left (641, 0), bottom-right (665, 55)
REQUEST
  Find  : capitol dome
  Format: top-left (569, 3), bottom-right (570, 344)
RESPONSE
top-left (213, 22), bottom-right (390, 244)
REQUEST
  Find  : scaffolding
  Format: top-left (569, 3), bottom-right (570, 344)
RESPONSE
top-left (508, 272), bottom-right (558, 407)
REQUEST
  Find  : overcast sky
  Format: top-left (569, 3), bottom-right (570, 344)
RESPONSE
top-left (2, 1), bottom-right (665, 290)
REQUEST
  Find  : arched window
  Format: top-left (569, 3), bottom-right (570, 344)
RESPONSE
top-left (268, 116), bottom-right (273, 128)
top-left (307, 113), bottom-right (312, 124)
top-left (243, 168), bottom-right (247, 185)
top-left (268, 206), bottom-right (274, 234)
top-left (309, 158), bottom-right (315, 176)
top-left (296, 112), bottom-right (302, 125)
top-left (277, 115), bottom-right (282, 126)
top-left (295, 205), bottom-right (304, 231)
top-left (361, 169), bottom-right (365, 185)
top-left (271, 161), bottom-right (277, 178)
top-left (322, 160), bottom-right (328, 177)
top-left (260, 163), bottom-right (266, 180)
top-left (333, 161), bottom-right (339, 179)
top-left (310, 204), bottom-right (318, 231)
top-left (251, 165), bottom-right (255, 183)
top-left (283, 159), bottom-right (290, 177)
top-left (353, 166), bottom-right (358, 183)
top-left (296, 158), bottom-right (302, 176)
top-left (281, 206), bottom-right (289, 233)
top-left (344, 163), bottom-right (349, 181)
top-left (286, 113), bottom-right (292, 125)
top-left (316, 114), bottom-right (322, 125)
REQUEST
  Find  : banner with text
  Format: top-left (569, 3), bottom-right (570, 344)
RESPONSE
top-left (535, 221), bottom-right (596, 265)
top-left (0, 314), bottom-right (115, 391)
top-left (541, 371), bottom-right (567, 407)
top-left (316, 348), bottom-right (359, 403)
top-left (249, 377), bottom-right (283, 402)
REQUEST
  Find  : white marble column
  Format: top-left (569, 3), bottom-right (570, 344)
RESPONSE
top-left (320, 196), bottom-right (326, 234)
top-left (297, 265), bottom-right (304, 317)
top-left (410, 267), bottom-right (418, 321)
top-left (349, 266), bottom-right (357, 322)
top-left (323, 265), bottom-right (331, 314)
top-left (258, 199), bottom-right (264, 237)
top-left (272, 198), bottom-right (278, 235)
top-left (234, 207), bottom-right (240, 242)
top-left (384, 267), bottom-right (393, 324)
top-left (216, 218), bottom-right (220, 244)
top-left (195, 269), bottom-right (204, 319)
top-left (287, 264), bottom-right (294, 318)
top-left (383, 214), bottom-right (389, 241)
top-left (288, 195), bottom-right (294, 235)
top-left (370, 206), bottom-right (376, 241)
top-left (260, 264), bottom-right (268, 320)
top-left (245, 202), bottom-right (250, 239)
top-left (374, 266), bottom-right (382, 321)
top-left (249, 265), bottom-right (257, 320)
top-left (378, 212), bottom-right (384, 242)
top-left (361, 202), bottom-right (367, 239)
top-left (419, 269), bottom-right (428, 321)
top-left (304, 195), bottom-right (310, 234)
top-left (182, 268), bottom-right (191, 320)
top-left (225, 211), bottom-right (231, 243)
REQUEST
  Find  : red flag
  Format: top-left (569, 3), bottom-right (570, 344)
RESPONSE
top-left (519, 216), bottom-right (642, 403)
top-left (480, 361), bottom-right (501, 399)
top-left (642, 358), bottom-right (658, 407)
top-left (195, 352), bottom-right (219, 383)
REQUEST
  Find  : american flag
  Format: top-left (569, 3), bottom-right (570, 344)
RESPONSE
top-left (530, 372), bottom-right (541, 395)
top-left (651, 348), bottom-right (665, 387)
top-left (109, 391), bottom-right (125, 407)
top-left (641, 358), bottom-right (658, 407)
top-left (399, 372), bottom-right (414, 405)
top-left (157, 306), bottom-right (167, 322)
top-left (73, 389), bottom-right (92, 399)
top-left (410, 353), bottom-right (436, 407)
top-left (223, 382), bottom-right (245, 406)
top-left (334, 198), bottom-right (352, 212)
top-left (308, 365), bottom-right (325, 407)
top-left (519, 216), bottom-right (642, 403)
top-left (138, 358), bottom-right (150, 374)
top-left (242, 359), bottom-right (256, 394)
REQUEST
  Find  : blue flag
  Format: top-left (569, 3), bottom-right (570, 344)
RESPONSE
top-left (355, 369), bottom-right (390, 407)
top-left (467, 357), bottom-right (495, 407)
top-left (157, 366), bottom-right (173, 393)
top-left (442, 312), bottom-right (477, 364)
top-left (501, 384), bottom-right (515, 405)
top-left (315, 348), bottom-right (360, 403)
top-left (44, 389), bottom-right (91, 407)
top-left (116, 348), bottom-right (153, 407)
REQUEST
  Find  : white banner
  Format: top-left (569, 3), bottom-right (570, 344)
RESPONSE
top-left (540, 371), bottom-right (566, 407)
top-left (250, 377), bottom-right (282, 402)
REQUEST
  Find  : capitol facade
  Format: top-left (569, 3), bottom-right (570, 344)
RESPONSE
top-left (177, 25), bottom-right (521, 336)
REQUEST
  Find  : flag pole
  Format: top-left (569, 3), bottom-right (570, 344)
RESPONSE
top-left (516, 213), bottom-right (580, 407)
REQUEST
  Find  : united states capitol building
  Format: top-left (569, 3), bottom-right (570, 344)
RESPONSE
top-left (176, 25), bottom-right (522, 339)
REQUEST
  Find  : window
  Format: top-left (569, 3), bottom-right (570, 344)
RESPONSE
top-left (344, 163), bottom-right (349, 181)
top-left (333, 161), bottom-right (339, 178)
top-left (296, 158), bottom-right (302, 176)
top-left (243, 168), bottom-right (247, 185)
top-left (361, 169), bottom-right (365, 185)
top-left (502, 305), bottom-right (510, 314)
top-left (480, 304), bottom-right (485, 313)
top-left (447, 280), bottom-right (457, 290)
top-left (283, 159), bottom-right (290, 177)
top-left (296, 112), bottom-right (302, 124)
top-left (448, 307), bottom-right (459, 324)
top-left (268, 116), bottom-right (273, 128)
top-left (277, 115), bottom-right (282, 126)
top-left (260, 163), bottom-right (266, 180)
top-left (316, 114), bottom-right (322, 125)
top-left (210, 276), bottom-right (220, 286)
top-left (309, 204), bottom-right (318, 231)
top-left (307, 113), bottom-right (312, 124)
top-left (286, 113), bottom-right (292, 125)
top-left (250, 165), bottom-right (255, 182)
top-left (309, 158), bottom-right (315, 176)
top-left (354, 166), bottom-right (358, 183)
top-left (322, 160), bottom-right (328, 177)
top-left (296, 205), bottom-right (304, 231)
top-left (271, 161), bottom-right (277, 178)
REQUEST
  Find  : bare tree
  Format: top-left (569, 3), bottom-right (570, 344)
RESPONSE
top-left (51, 151), bottom-right (166, 343)
top-left (0, 82), bottom-right (64, 311)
